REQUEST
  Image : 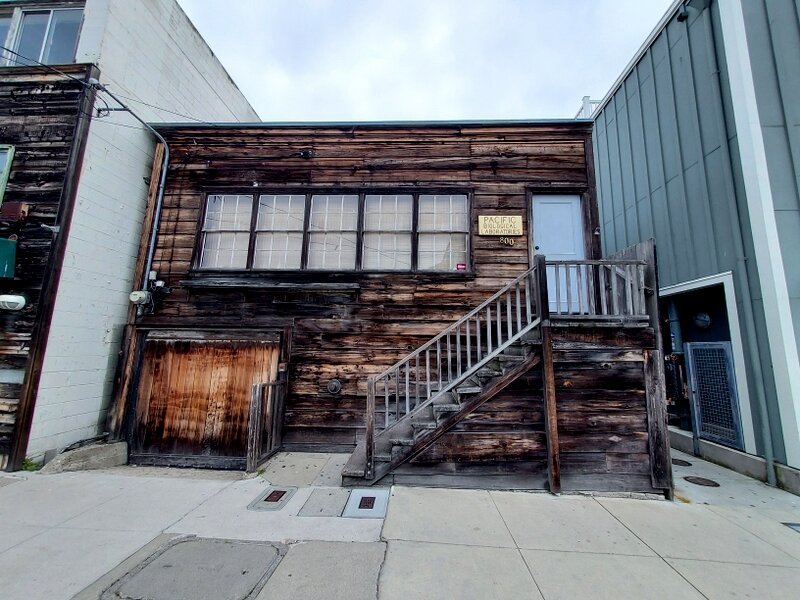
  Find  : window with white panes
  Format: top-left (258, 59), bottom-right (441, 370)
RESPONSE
top-left (253, 194), bottom-right (306, 270)
top-left (307, 194), bottom-right (359, 270)
top-left (194, 191), bottom-right (470, 273)
top-left (198, 194), bottom-right (253, 269)
top-left (418, 194), bottom-right (469, 271)
top-left (362, 194), bottom-right (413, 270)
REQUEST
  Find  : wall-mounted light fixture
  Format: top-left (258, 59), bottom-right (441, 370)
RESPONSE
top-left (0, 294), bottom-right (26, 311)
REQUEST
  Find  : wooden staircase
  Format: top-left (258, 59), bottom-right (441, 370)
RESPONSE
top-left (343, 250), bottom-right (657, 491)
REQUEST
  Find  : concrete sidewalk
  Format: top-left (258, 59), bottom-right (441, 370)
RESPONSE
top-left (0, 450), bottom-right (797, 599)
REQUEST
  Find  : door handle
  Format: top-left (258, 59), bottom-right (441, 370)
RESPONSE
top-left (534, 246), bottom-right (540, 250)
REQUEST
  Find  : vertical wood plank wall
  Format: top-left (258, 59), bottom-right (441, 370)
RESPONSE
top-left (0, 65), bottom-right (95, 470)
top-left (133, 123), bottom-right (595, 454)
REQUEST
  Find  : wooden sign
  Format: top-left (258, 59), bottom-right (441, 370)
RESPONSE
top-left (478, 215), bottom-right (523, 236)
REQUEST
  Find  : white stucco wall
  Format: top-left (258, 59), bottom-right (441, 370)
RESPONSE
top-left (27, 0), bottom-right (258, 457)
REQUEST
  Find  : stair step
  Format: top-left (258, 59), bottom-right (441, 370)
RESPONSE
top-left (374, 452), bottom-right (392, 462)
top-left (498, 354), bottom-right (526, 363)
top-left (390, 438), bottom-right (414, 446)
top-left (411, 420), bottom-right (436, 430)
top-left (433, 403), bottom-right (461, 415)
top-left (476, 367), bottom-right (503, 378)
top-left (456, 385), bottom-right (483, 395)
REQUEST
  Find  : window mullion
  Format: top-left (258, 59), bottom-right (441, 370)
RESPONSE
top-left (412, 193), bottom-right (419, 272)
top-left (300, 194), bottom-right (311, 270)
top-left (356, 193), bottom-right (365, 271)
top-left (40, 10), bottom-right (53, 62)
top-left (245, 192), bottom-right (260, 270)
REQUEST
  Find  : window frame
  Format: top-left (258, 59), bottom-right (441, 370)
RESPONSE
top-left (0, 145), bottom-right (15, 207)
top-left (192, 189), bottom-right (473, 275)
top-left (5, 6), bottom-right (84, 66)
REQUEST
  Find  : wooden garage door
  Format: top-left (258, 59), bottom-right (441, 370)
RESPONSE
top-left (130, 336), bottom-right (280, 468)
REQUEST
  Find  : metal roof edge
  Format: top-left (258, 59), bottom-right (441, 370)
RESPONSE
top-left (592, 0), bottom-right (685, 118)
top-left (149, 118), bottom-right (595, 129)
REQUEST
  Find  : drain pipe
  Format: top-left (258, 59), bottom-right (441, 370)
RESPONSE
top-left (87, 79), bottom-right (170, 312)
top-left (698, 5), bottom-right (776, 485)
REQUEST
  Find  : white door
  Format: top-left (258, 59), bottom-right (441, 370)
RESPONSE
top-left (531, 195), bottom-right (586, 314)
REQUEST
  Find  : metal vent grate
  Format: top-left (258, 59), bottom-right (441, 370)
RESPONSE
top-left (685, 342), bottom-right (743, 450)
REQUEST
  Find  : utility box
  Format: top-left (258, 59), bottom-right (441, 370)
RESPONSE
top-left (0, 237), bottom-right (16, 278)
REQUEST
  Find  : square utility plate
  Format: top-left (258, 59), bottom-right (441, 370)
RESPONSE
top-left (247, 486), bottom-right (297, 511)
top-left (342, 488), bottom-right (389, 518)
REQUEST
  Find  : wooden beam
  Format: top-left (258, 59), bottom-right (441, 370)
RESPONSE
top-left (106, 143), bottom-right (165, 439)
top-left (542, 325), bottom-right (561, 493)
top-left (644, 348), bottom-right (672, 497)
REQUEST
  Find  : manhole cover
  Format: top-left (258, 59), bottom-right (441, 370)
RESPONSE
top-left (684, 476), bottom-right (720, 487)
top-left (672, 458), bottom-right (692, 467)
top-left (343, 489), bottom-right (389, 518)
top-left (247, 486), bottom-right (297, 511)
top-left (783, 523), bottom-right (800, 534)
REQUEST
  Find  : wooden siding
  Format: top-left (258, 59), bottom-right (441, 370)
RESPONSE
top-left (0, 65), bottom-right (97, 469)
top-left (124, 123), bottom-right (597, 457)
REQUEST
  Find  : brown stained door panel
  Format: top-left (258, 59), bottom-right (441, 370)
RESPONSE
top-left (133, 339), bottom-right (279, 460)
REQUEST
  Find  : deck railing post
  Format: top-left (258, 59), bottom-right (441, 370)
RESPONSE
top-left (535, 254), bottom-right (550, 322)
top-left (366, 378), bottom-right (375, 480)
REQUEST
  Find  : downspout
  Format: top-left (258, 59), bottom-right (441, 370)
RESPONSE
top-left (698, 4), bottom-right (776, 485)
top-left (87, 79), bottom-right (170, 312)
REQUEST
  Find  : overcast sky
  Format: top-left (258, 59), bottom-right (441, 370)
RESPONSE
top-left (176, 0), bottom-right (674, 122)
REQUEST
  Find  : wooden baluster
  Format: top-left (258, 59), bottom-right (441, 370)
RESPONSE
top-left (395, 366), bottom-right (401, 422)
top-left (486, 306), bottom-right (493, 353)
top-left (515, 281), bottom-right (522, 332)
top-left (587, 263), bottom-right (596, 315)
top-left (447, 332), bottom-right (452, 383)
top-left (384, 376), bottom-right (390, 428)
top-left (611, 264), bottom-right (620, 316)
top-left (576, 263), bottom-right (584, 315)
top-left (638, 263), bottom-right (646, 315)
top-left (496, 298), bottom-right (503, 346)
top-left (425, 349), bottom-right (431, 400)
top-left (436, 339), bottom-right (442, 391)
top-left (554, 263), bottom-right (562, 315)
top-left (366, 379), bottom-right (375, 480)
top-left (404, 362), bottom-right (410, 415)
top-left (415, 354), bottom-right (420, 408)
top-left (599, 264), bottom-right (608, 315)
top-left (466, 319), bottom-right (471, 369)
top-left (506, 290), bottom-right (513, 340)
top-left (476, 313), bottom-right (482, 361)
top-left (525, 274), bottom-right (533, 323)
top-left (565, 264), bottom-right (573, 314)
top-left (456, 325), bottom-right (462, 377)
top-left (624, 264), bottom-right (633, 316)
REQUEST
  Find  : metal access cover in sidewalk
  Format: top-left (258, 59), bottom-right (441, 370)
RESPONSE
top-left (342, 489), bottom-right (389, 518)
top-left (101, 538), bottom-right (281, 600)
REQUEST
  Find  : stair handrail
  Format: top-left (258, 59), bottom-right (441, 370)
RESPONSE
top-left (364, 255), bottom-right (549, 478)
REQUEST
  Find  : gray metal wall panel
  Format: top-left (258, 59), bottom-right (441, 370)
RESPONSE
top-left (743, 0), bottom-right (800, 378)
top-left (592, 1), bottom-right (787, 462)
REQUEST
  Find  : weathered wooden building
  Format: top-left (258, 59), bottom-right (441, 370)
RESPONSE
top-left (109, 120), bottom-right (673, 496)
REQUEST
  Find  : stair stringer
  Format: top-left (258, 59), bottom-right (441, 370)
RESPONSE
top-left (344, 349), bottom-right (543, 486)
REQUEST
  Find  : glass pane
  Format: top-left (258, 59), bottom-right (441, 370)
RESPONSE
top-left (0, 148), bottom-right (8, 176)
top-left (256, 194), bottom-right (306, 231)
top-left (364, 194), bottom-right (412, 230)
top-left (0, 17), bottom-right (12, 57)
top-left (418, 233), bottom-right (468, 271)
top-left (363, 233), bottom-right (412, 270)
top-left (307, 232), bottom-right (357, 270)
top-left (42, 9), bottom-right (82, 64)
top-left (200, 232), bottom-right (249, 269)
top-left (16, 12), bottom-right (49, 65)
top-left (309, 195), bottom-right (358, 231)
top-left (418, 194), bottom-right (469, 231)
top-left (253, 232), bottom-right (303, 270)
top-left (203, 195), bottom-right (253, 231)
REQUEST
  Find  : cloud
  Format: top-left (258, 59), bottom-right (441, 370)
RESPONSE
top-left (177, 0), bottom-right (674, 121)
